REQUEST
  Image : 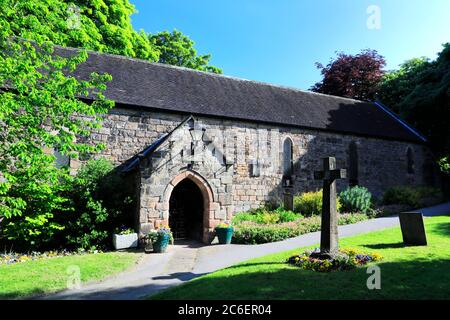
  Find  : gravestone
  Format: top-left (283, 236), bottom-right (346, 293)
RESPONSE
top-left (283, 188), bottom-right (294, 211)
top-left (313, 157), bottom-right (346, 258)
top-left (399, 212), bottom-right (427, 246)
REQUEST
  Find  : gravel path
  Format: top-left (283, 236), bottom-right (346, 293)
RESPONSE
top-left (39, 201), bottom-right (450, 300)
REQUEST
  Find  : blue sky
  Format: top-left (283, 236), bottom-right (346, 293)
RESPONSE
top-left (130, 0), bottom-right (450, 90)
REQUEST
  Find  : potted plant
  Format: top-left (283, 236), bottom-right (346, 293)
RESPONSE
top-left (113, 226), bottom-right (138, 250)
top-left (215, 221), bottom-right (233, 244)
top-left (146, 226), bottom-right (173, 253)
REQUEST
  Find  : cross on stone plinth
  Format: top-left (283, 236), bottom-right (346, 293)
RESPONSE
top-left (313, 157), bottom-right (346, 258)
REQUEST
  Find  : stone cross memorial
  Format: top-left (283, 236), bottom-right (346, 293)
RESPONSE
top-left (313, 157), bottom-right (346, 258)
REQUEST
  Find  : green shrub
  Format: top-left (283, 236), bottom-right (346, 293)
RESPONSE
top-left (61, 158), bottom-right (135, 250)
top-left (338, 213), bottom-right (369, 225)
top-left (232, 207), bottom-right (302, 225)
top-left (232, 212), bottom-right (258, 224)
top-left (339, 186), bottom-right (372, 214)
top-left (232, 213), bottom-right (367, 244)
top-left (274, 207), bottom-right (303, 223)
top-left (294, 190), bottom-right (322, 216)
top-left (382, 185), bottom-right (442, 208)
top-left (255, 211), bottom-right (280, 224)
top-left (382, 186), bottom-right (421, 207)
top-left (0, 155), bottom-right (71, 251)
top-left (232, 224), bottom-right (295, 244)
top-left (294, 190), bottom-right (342, 216)
top-left (415, 186), bottom-right (443, 200)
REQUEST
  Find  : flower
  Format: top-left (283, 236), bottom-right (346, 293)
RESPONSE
top-left (116, 226), bottom-right (135, 235)
top-left (287, 248), bottom-right (382, 272)
top-left (371, 253), bottom-right (383, 261)
top-left (216, 221), bottom-right (232, 228)
top-left (146, 226), bottom-right (174, 244)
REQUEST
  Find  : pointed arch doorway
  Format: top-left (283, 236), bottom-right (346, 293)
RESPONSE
top-left (165, 171), bottom-right (215, 243)
top-left (169, 179), bottom-right (204, 240)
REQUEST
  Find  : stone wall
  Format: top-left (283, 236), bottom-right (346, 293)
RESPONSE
top-left (79, 106), bottom-right (435, 241)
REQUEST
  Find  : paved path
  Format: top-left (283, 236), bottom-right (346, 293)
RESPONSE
top-left (40, 201), bottom-right (450, 300)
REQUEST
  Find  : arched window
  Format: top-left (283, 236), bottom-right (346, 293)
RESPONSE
top-left (348, 141), bottom-right (359, 186)
top-left (283, 137), bottom-right (293, 178)
top-left (407, 147), bottom-right (415, 174)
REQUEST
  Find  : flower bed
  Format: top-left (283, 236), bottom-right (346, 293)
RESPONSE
top-left (0, 248), bottom-right (102, 266)
top-left (232, 213), bottom-right (368, 244)
top-left (287, 247), bottom-right (382, 272)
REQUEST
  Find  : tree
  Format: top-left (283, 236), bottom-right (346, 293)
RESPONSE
top-left (438, 157), bottom-right (450, 175)
top-left (0, 20), bottom-right (113, 249)
top-left (0, 0), bottom-right (221, 250)
top-left (311, 49), bottom-right (386, 101)
top-left (377, 57), bottom-right (431, 113)
top-left (377, 43), bottom-right (450, 175)
top-left (150, 30), bottom-right (222, 74)
top-left (395, 43), bottom-right (450, 160)
top-left (0, 0), bottom-right (221, 72)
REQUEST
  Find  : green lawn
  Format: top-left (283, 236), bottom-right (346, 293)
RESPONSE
top-left (0, 251), bottom-right (141, 299)
top-left (151, 215), bottom-right (450, 300)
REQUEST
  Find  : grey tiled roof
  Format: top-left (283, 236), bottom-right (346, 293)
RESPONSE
top-left (56, 46), bottom-right (426, 144)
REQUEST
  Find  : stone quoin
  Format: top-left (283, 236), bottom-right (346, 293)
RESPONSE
top-left (53, 46), bottom-right (437, 244)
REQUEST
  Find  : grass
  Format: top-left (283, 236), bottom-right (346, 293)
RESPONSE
top-left (151, 215), bottom-right (450, 300)
top-left (0, 251), bottom-right (141, 299)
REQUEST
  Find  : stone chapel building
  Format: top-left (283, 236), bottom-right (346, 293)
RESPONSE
top-left (59, 47), bottom-right (436, 243)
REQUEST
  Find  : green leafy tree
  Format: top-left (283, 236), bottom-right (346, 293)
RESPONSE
top-left (0, 20), bottom-right (113, 249)
top-left (150, 30), bottom-right (222, 74)
top-left (377, 57), bottom-right (431, 113)
top-left (1, 0), bottom-right (157, 60)
top-left (378, 44), bottom-right (450, 161)
top-left (0, 0), bottom-right (221, 249)
top-left (397, 43), bottom-right (450, 156)
top-left (377, 43), bottom-right (450, 176)
top-left (1, 0), bottom-right (221, 72)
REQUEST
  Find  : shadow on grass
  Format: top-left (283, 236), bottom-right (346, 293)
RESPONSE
top-left (0, 286), bottom-right (52, 300)
top-left (430, 222), bottom-right (450, 237)
top-left (363, 242), bottom-right (405, 249)
top-left (150, 259), bottom-right (450, 300)
top-left (223, 261), bottom-right (287, 270)
top-left (4, 255), bottom-right (450, 300)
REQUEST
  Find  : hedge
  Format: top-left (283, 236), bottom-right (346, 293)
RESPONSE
top-left (232, 213), bottom-right (368, 244)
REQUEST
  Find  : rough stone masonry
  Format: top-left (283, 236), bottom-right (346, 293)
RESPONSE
top-left (73, 107), bottom-right (435, 243)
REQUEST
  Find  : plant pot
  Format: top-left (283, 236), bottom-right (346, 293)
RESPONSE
top-left (143, 237), bottom-right (153, 253)
top-left (153, 233), bottom-right (171, 253)
top-left (215, 227), bottom-right (233, 244)
top-left (113, 233), bottom-right (138, 250)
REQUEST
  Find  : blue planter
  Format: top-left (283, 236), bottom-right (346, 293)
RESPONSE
top-left (215, 227), bottom-right (233, 244)
top-left (153, 233), bottom-right (171, 253)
